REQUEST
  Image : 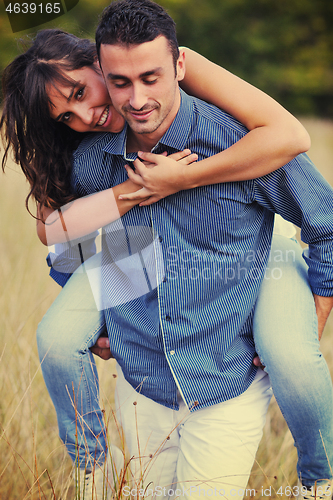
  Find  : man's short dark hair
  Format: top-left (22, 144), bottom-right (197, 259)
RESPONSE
top-left (95, 0), bottom-right (179, 71)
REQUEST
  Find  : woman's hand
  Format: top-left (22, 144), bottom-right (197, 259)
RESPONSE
top-left (119, 149), bottom-right (198, 205)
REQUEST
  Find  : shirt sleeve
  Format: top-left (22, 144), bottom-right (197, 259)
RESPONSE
top-left (47, 232), bottom-right (99, 287)
top-left (252, 152), bottom-right (333, 296)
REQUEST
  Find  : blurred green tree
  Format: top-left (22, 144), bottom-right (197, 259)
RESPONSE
top-left (0, 0), bottom-right (332, 116)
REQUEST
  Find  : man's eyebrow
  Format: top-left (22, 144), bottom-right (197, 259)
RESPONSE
top-left (107, 73), bottom-right (128, 81)
top-left (107, 68), bottom-right (162, 80)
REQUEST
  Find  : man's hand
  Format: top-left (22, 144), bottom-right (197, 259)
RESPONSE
top-left (119, 149), bottom-right (198, 206)
top-left (253, 354), bottom-right (265, 369)
top-left (313, 294), bottom-right (333, 340)
top-left (90, 335), bottom-right (113, 360)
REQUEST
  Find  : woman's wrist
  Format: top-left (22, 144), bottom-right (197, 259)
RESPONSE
top-left (176, 163), bottom-right (198, 191)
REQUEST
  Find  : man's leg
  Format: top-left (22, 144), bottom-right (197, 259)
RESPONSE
top-left (253, 234), bottom-right (333, 487)
top-left (115, 368), bottom-right (271, 500)
top-left (175, 370), bottom-right (272, 499)
top-left (37, 253), bottom-right (123, 473)
top-left (115, 367), bottom-right (180, 498)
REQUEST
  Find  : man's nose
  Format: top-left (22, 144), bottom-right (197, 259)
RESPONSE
top-left (129, 85), bottom-right (148, 111)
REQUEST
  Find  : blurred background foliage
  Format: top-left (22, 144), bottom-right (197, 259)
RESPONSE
top-left (0, 0), bottom-right (333, 116)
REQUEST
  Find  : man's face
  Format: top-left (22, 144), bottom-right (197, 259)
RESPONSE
top-left (99, 36), bottom-right (185, 143)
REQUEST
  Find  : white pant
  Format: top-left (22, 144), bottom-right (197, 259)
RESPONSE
top-left (115, 368), bottom-right (272, 499)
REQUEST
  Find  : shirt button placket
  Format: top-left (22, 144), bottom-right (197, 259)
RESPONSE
top-left (164, 316), bottom-right (175, 357)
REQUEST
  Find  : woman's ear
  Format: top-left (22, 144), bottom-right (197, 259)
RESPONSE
top-left (94, 58), bottom-right (102, 72)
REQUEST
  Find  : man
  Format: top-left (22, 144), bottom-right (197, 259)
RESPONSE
top-left (67, 0), bottom-right (333, 497)
top-left (37, 1), bottom-right (333, 498)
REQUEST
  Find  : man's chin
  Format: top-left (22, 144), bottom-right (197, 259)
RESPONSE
top-left (127, 120), bottom-right (160, 135)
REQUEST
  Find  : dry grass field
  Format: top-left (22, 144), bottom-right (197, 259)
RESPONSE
top-left (0, 118), bottom-right (332, 499)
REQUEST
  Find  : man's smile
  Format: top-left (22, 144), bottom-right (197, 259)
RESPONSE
top-left (124, 106), bottom-right (158, 121)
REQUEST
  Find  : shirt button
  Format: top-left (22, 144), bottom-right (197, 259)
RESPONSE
top-left (165, 315), bottom-right (171, 321)
top-left (170, 350), bottom-right (175, 355)
top-left (162, 276), bottom-right (167, 283)
top-left (158, 236), bottom-right (163, 242)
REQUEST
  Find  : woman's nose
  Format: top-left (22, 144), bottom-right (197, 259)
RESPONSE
top-left (77, 105), bottom-right (94, 125)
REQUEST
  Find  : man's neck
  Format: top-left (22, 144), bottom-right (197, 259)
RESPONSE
top-left (126, 129), bottom-right (156, 153)
top-left (126, 89), bottom-right (181, 153)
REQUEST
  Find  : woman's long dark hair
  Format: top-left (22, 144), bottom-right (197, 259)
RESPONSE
top-left (0, 29), bottom-right (97, 213)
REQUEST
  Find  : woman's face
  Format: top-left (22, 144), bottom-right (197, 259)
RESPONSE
top-left (48, 64), bottom-right (125, 134)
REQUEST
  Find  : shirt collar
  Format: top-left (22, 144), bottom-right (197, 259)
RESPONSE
top-left (102, 89), bottom-right (193, 157)
top-left (103, 123), bottom-right (137, 159)
top-left (155, 89), bottom-right (193, 152)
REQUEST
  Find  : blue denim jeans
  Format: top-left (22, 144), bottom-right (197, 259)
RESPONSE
top-left (36, 235), bottom-right (333, 484)
top-left (253, 235), bottom-right (333, 487)
top-left (37, 252), bottom-right (108, 469)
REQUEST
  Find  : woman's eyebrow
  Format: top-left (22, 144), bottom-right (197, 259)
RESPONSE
top-left (54, 83), bottom-right (80, 122)
top-left (66, 87), bottom-right (75, 103)
top-left (66, 82), bottom-right (81, 102)
top-left (55, 112), bottom-right (65, 122)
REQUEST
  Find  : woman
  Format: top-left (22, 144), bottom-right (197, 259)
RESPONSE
top-left (1, 29), bottom-right (331, 500)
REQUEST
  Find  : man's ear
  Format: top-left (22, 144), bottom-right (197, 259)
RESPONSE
top-left (176, 48), bottom-right (186, 82)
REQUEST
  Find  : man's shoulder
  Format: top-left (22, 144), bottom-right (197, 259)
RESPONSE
top-left (73, 132), bottom-right (117, 161)
top-left (180, 90), bottom-right (248, 139)
top-left (191, 94), bottom-right (248, 135)
top-left (178, 91), bottom-right (249, 153)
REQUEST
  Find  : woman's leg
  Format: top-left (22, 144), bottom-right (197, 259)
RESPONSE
top-left (253, 234), bottom-right (333, 487)
top-left (37, 253), bottom-right (115, 470)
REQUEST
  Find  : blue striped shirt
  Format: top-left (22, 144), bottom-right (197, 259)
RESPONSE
top-left (72, 90), bottom-right (333, 410)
